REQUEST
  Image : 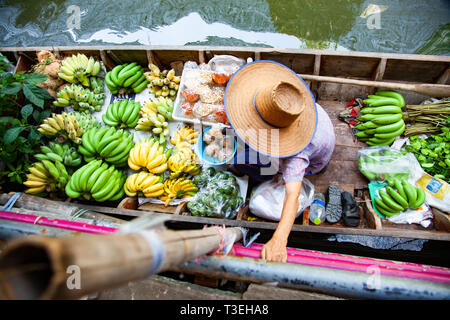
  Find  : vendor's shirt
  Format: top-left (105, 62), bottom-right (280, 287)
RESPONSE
top-left (280, 103), bottom-right (335, 183)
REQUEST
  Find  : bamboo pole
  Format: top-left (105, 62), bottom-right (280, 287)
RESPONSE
top-left (299, 74), bottom-right (450, 97)
top-left (0, 227), bottom-right (242, 300)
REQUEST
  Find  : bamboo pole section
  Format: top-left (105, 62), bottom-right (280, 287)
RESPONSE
top-left (0, 227), bottom-right (242, 300)
top-left (299, 74), bottom-right (450, 97)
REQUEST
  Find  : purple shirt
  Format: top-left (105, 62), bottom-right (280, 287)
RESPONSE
top-left (280, 103), bottom-right (335, 183)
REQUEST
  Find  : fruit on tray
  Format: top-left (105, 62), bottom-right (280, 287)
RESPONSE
top-left (159, 177), bottom-right (198, 206)
top-left (355, 91), bottom-right (406, 146)
top-left (58, 53), bottom-right (101, 86)
top-left (373, 178), bottom-right (426, 217)
top-left (102, 99), bottom-right (142, 128)
top-left (136, 97), bottom-right (173, 144)
top-left (38, 112), bottom-right (101, 144)
top-left (78, 127), bottom-right (134, 167)
top-left (34, 141), bottom-right (82, 167)
top-left (105, 62), bottom-right (149, 95)
top-left (168, 126), bottom-right (201, 179)
top-left (53, 82), bottom-right (104, 113)
top-left (24, 160), bottom-right (70, 195)
top-left (65, 160), bottom-right (126, 201)
top-left (145, 64), bottom-right (180, 99)
top-left (127, 138), bottom-right (171, 174)
top-left (124, 172), bottom-right (164, 198)
top-left (188, 167), bottom-right (242, 219)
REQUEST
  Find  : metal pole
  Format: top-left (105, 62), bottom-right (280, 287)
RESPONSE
top-left (173, 255), bottom-right (450, 300)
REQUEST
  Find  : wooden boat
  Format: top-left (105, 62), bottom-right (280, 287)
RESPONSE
top-left (1, 45), bottom-right (450, 250)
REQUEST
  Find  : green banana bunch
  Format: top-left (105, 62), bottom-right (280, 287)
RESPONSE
top-left (135, 97), bottom-right (173, 144)
top-left (145, 64), bottom-right (180, 100)
top-left (58, 53), bottom-right (101, 86)
top-left (102, 99), bottom-right (142, 128)
top-left (34, 141), bottom-right (83, 167)
top-left (38, 112), bottom-right (101, 144)
top-left (65, 159), bottom-right (126, 202)
top-left (105, 62), bottom-right (149, 95)
top-left (23, 160), bottom-right (70, 196)
top-left (78, 127), bottom-right (134, 167)
top-left (54, 83), bottom-right (105, 113)
top-left (355, 91), bottom-right (406, 146)
top-left (374, 178), bottom-right (426, 217)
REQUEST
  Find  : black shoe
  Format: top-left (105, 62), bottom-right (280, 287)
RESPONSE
top-left (325, 185), bottom-right (342, 224)
top-left (341, 191), bottom-right (360, 227)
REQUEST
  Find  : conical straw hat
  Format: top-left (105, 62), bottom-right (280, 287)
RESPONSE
top-left (224, 60), bottom-right (318, 158)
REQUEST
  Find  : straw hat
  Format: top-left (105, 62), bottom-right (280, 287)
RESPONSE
top-left (224, 60), bottom-right (317, 158)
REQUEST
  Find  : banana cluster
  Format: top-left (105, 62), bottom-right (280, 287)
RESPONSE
top-left (136, 97), bottom-right (173, 144)
top-left (168, 126), bottom-right (201, 179)
top-left (124, 172), bottom-right (165, 198)
top-left (38, 112), bottom-right (100, 144)
top-left (159, 177), bottom-right (198, 206)
top-left (102, 99), bottom-right (141, 128)
top-left (58, 53), bottom-right (101, 86)
top-left (356, 91), bottom-right (406, 146)
top-left (128, 138), bottom-right (172, 174)
top-left (65, 160), bottom-right (126, 202)
top-left (34, 141), bottom-right (82, 167)
top-left (24, 160), bottom-right (69, 195)
top-left (145, 64), bottom-right (180, 99)
top-left (53, 81), bottom-right (105, 113)
top-left (105, 62), bottom-right (149, 95)
top-left (78, 127), bottom-right (134, 167)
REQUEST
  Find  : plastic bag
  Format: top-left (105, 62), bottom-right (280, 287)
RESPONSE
top-left (358, 146), bottom-right (411, 182)
top-left (407, 152), bottom-right (450, 213)
top-left (368, 182), bottom-right (433, 228)
top-left (187, 167), bottom-right (243, 219)
top-left (249, 176), bottom-right (315, 221)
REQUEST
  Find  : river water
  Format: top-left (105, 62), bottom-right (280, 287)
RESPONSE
top-left (0, 0), bottom-right (449, 54)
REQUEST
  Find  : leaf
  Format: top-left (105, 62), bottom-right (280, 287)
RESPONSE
top-left (21, 104), bottom-right (33, 121)
top-left (0, 82), bottom-right (22, 95)
top-left (0, 116), bottom-right (15, 124)
top-left (3, 126), bottom-right (24, 144)
top-left (24, 73), bottom-right (48, 85)
top-left (28, 127), bottom-right (41, 141)
top-left (22, 84), bottom-right (53, 108)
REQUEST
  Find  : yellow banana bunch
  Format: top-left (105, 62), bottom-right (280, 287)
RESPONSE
top-left (168, 127), bottom-right (201, 178)
top-left (145, 64), bottom-right (180, 99)
top-left (124, 172), bottom-right (164, 198)
top-left (159, 177), bottom-right (198, 206)
top-left (38, 112), bottom-right (100, 144)
top-left (24, 160), bottom-right (70, 195)
top-left (170, 126), bottom-right (199, 145)
top-left (136, 98), bottom-right (173, 144)
top-left (59, 53), bottom-right (101, 86)
top-left (127, 138), bottom-right (172, 174)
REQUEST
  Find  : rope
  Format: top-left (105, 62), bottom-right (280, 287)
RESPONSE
top-left (1, 192), bottom-right (22, 211)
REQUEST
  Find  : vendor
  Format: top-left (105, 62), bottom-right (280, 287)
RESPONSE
top-left (224, 60), bottom-right (335, 263)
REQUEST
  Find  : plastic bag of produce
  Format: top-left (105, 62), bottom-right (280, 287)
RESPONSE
top-left (187, 167), bottom-right (244, 219)
top-left (407, 152), bottom-right (450, 213)
top-left (358, 146), bottom-right (411, 182)
top-left (248, 175), bottom-right (314, 221)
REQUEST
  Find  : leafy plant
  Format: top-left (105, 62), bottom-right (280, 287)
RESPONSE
top-left (405, 126), bottom-right (450, 182)
top-left (0, 55), bottom-right (54, 189)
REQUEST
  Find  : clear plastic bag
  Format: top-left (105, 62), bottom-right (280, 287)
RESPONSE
top-left (187, 167), bottom-right (243, 219)
top-left (358, 146), bottom-right (411, 182)
top-left (249, 176), bottom-right (315, 221)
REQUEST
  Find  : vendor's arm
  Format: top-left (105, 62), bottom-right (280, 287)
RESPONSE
top-left (261, 180), bottom-right (302, 262)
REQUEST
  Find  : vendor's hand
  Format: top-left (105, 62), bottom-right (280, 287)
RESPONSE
top-left (261, 236), bottom-right (287, 263)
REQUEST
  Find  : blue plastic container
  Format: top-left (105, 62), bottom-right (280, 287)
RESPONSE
top-left (197, 126), bottom-right (237, 166)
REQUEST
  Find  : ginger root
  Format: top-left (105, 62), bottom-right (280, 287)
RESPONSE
top-left (33, 50), bottom-right (62, 98)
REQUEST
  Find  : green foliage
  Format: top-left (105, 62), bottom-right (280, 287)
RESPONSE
top-left (405, 127), bottom-right (450, 182)
top-left (0, 55), bottom-right (54, 188)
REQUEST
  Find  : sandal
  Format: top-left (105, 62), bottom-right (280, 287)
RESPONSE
top-left (341, 191), bottom-right (360, 227)
top-left (325, 185), bottom-right (342, 224)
